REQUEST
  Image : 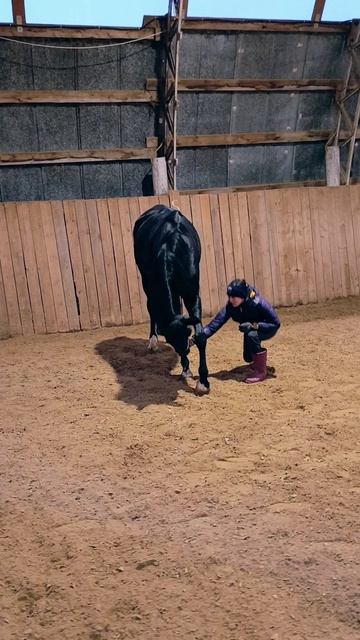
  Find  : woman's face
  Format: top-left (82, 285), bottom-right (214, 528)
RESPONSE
top-left (229, 296), bottom-right (244, 307)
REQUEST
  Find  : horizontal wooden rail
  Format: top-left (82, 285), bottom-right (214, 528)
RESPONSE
top-left (176, 129), bottom-right (360, 147)
top-left (147, 78), bottom-right (341, 92)
top-left (0, 26), bottom-right (160, 39)
top-left (142, 17), bottom-right (350, 34)
top-left (0, 148), bottom-right (155, 166)
top-left (181, 19), bottom-right (350, 33)
top-left (177, 179), bottom-right (328, 194)
top-left (0, 90), bottom-right (156, 104)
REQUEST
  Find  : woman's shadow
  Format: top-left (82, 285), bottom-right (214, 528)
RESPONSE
top-left (210, 364), bottom-right (276, 382)
top-left (95, 336), bottom-right (195, 409)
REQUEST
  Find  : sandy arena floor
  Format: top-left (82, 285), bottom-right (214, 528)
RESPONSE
top-left (1, 297), bottom-right (360, 640)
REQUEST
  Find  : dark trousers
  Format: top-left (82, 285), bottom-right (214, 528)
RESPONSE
top-left (243, 327), bottom-right (279, 363)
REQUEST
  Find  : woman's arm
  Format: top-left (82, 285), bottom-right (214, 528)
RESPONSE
top-left (203, 305), bottom-right (230, 337)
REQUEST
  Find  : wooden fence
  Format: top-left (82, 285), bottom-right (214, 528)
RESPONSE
top-left (1, 185), bottom-right (360, 338)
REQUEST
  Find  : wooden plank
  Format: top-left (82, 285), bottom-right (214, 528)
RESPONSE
top-left (147, 77), bottom-right (340, 92)
top-left (128, 198), bottom-right (148, 322)
top-left (177, 130), bottom-right (360, 148)
top-left (228, 192), bottom-right (246, 281)
top-left (157, 194), bottom-right (171, 207)
top-left (278, 189), bottom-right (301, 305)
top-left (182, 19), bottom-right (348, 33)
top-left (4, 203), bottom-right (34, 335)
top-left (28, 202), bottom-right (58, 333)
top-left (263, 191), bottom-right (283, 307)
top-left (0, 260), bottom-right (10, 339)
top-left (116, 198), bottom-right (143, 324)
top-left (63, 200), bottom-right (91, 330)
top-left (218, 192), bottom-right (236, 285)
top-left (0, 148), bottom-right (156, 166)
top-left (317, 187), bottom-right (335, 299)
top-left (0, 26), bottom-right (158, 39)
top-left (0, 90), bottom-right (155, 104)
top-left (72, 200), bottom-right (101, 329)
top-left (335, 186), bottom-right (360, 296)
top-left (237, 192), bottom-right (254, 284)
top-left (246, 191), bottom-right (274, 303)
top-left (209, 193), bottom-right (227, 301)
top-left (85, 200), bottom-right (112, 327)
top-left (0, 204), bottom-right (22, 335)
top-left (138, 196), bottom-right (158, 213)
top-left (51, 201), bottom-right (80, 332)
top-left (178, 194), bottom-right (193, 222)
top-left (96, 199), bottom-right (122, 326)
top-left (348, 185), bottom-right (360, 294)
top-left (325, 189), bottom-right (345, 298)
top-left (180, 79), bottom-right (339, 92)
top-left (199, 194), bottom-right (219, 313)
top-left (40, 201), bottom-right (69, 332)
top-left (189, 195), bottom-right (211, 316)
top-left (16, 203), bottom-right (46, 334)
top-left (307, 188), bottom-right (329, 301)
top-left (333, 187), bottom-right (358, 297)
top-left (298, 189), bottom-right (317, 303)
top-left (178, 179), bottom-right (327, 195)
top-left (107, 199), bottom-right (132, 326)
top-left (288, 188), bottom-right (309, 305)
top-left (169, 191), bottom-right (181, 210)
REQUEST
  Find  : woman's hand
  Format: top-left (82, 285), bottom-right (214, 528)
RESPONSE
top-left (239, 322), bottom-right (258, 333)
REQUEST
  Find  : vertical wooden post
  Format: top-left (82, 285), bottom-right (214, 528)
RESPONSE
top-left (11, 0), bottom-right (26, 28)
top-left (311, 0), bottom-right (326, 22)
top-left (330, 21), bottom-right (360, 183)
top-left (161, 0), bottom-right (185, 190)
top-left (152, 157), bottom-right (169, 194)
top-left (344, 92), bottom-right (360, 184)
top-left (325, 146), bottom-right (340, 186)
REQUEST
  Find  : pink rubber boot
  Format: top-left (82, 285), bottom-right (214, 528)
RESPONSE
top-left (244, 350), bottom-right (267, 384)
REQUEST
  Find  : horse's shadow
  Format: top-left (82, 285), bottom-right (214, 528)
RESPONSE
top-left (95, 336), bottom-right (195, 409)
top-left (210, 364), bottom-right (277, 382)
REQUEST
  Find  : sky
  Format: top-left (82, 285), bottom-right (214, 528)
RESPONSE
top-left (0, 0), bottom-right (359, 27)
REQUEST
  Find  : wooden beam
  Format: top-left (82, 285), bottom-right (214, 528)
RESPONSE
top-left (147, 78), bottom-right (341, 92)
top-left (0, 90), bottom-right (156, 104)
top-left (0, 148), bottom-right (155, 167)
top-left (176, 129), bottom-right (360, 147)
top-left (311, 0), bottom-right (326, 23)
top-left (0, 26), bottom-right (158, 40)
top-left (11, 0), bottom-right (25, 26)
top-left (179, 179), bottom-right (328, 195)
top-left (182, 19), bottom-right (349, 34)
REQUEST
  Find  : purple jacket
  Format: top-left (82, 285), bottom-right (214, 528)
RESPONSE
top-left (204, 288), bottom-right (280, 339)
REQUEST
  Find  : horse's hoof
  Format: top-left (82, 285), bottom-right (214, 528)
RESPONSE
top-left (195, 381), bottom-right (210, 396)
top-left (147, 336), bottom-right (158, 352)
top-left (181, 369), bottom-right (193, 380)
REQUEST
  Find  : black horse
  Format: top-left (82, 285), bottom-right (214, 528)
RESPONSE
top-left (133, 205), bottom-right (209, 395)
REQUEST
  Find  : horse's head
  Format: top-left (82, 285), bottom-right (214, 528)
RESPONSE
top-left (164, 315), bottom-right (192, 356)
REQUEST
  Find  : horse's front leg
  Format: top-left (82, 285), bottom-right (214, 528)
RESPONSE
top-left (180, 353), bottom-right (192, 380)
top-left (183, 294), bottom-right (210, 395)
top-left (193, 323), bottom-right (209, 395)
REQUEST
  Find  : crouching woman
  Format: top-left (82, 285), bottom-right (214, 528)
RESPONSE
top-left (201, 279), bottom-right (280, 384)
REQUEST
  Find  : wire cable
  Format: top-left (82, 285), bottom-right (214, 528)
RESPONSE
top-left (0, 30), bottom-right (164, 50)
